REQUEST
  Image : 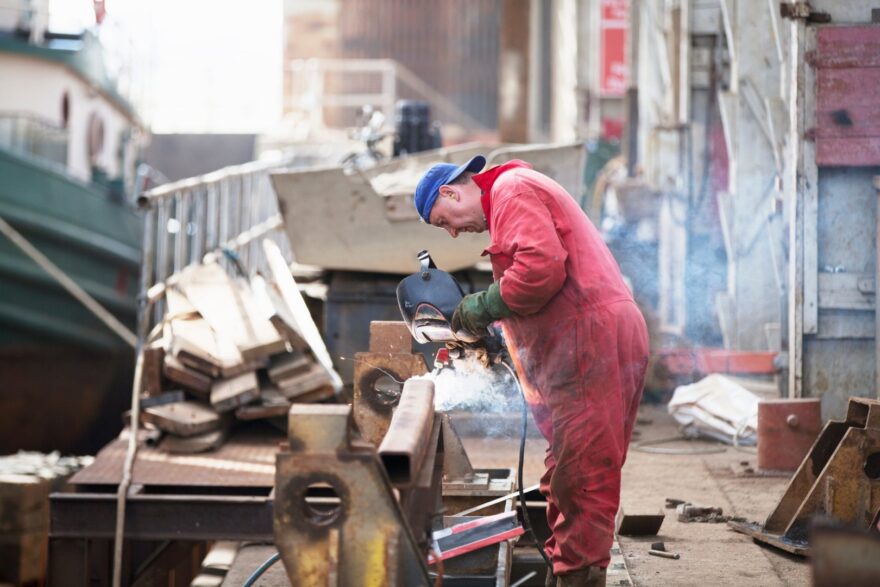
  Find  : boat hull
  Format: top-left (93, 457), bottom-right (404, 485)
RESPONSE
top-left (0, 147), bottom-right (141, 452)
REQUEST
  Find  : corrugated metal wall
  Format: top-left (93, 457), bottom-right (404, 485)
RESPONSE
top-left (337, 0), bottom-right (500, 129)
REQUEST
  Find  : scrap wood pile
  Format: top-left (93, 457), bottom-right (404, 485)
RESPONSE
top-left (137, 253), bottom-right (339, 454)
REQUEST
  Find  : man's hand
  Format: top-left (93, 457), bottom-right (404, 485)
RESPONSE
top-left (451, 282), bottom-right (512, 336)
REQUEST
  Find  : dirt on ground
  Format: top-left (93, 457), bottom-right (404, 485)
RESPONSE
top-left (462, 404), bottom-right (810, 587)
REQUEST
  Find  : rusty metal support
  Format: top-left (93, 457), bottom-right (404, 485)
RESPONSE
top-left (730, 397), bottom-right (880, 555)
top-left (274, 404), bottom-right (433, 586)
top-left (352, 351), bottom-right (427, 445)
top-left (379, 379), bottom-right (435, 487)
top-left (352, 321), bottom-right (428, 446)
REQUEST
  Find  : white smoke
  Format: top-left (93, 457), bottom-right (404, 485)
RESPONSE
top-left (414, 356), bottom-right (524, 437)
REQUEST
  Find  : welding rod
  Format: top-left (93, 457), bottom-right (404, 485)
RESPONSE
top-left (456, 483), bottom-right (541, 516)
top-left (648, 549), bottom-right (680, 560)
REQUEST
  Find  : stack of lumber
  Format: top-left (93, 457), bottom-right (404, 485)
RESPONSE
top-left (139, 261), bottom-right (339, 454)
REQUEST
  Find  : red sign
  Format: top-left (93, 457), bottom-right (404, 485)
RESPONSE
top-left (600, 0), bottom-right (629, 96)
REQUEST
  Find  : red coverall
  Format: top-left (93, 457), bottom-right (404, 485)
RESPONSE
top-left (472, 160), bottom-right (649, 574)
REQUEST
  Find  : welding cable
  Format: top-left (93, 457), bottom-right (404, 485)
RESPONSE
top-left (242, 551), bottom-right (280, 587)
top-left (500, 360), bottom-right (553, 571)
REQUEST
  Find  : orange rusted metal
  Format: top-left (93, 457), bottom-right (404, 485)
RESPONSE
top-left (757, 399), bottom-right (822, 472)
top-left (378, 379), bottom-right (435, 487)
top-left (730, 397), bottom-right (880, 556)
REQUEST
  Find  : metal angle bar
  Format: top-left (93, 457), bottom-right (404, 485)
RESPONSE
top-left (378, 379), bottom-right (435, 487)
top-left (50, 493), bottom-right (274, 541)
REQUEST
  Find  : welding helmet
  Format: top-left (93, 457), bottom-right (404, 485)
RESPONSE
top-left (396, 250), bottom-right (476, 344)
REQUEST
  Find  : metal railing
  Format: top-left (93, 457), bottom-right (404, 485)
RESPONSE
top-left (0, 112), bottom-right (68, 167)
top-left (135, 157), bottom-right (294, 330)
top-left (114, 156), bottom-right (299, 587)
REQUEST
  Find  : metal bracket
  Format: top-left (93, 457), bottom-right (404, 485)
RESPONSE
top-left (730, 397), bottom-right (880, 555)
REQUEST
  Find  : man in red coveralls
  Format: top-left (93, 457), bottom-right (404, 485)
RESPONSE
top-left (414, 155), bottom-right (649, 586)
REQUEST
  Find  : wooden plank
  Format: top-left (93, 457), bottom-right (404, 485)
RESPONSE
top-left (142, 341), bottom-right (165, 396)
top-left (275, 363), bottom-right (332, 400)
top-left (160, 429), bottom-right (229, 454)
top-left (210, 372), bottom-right (260, 413)
top-left (165, 286), bottom-right (198, 317)
top-left (142, 402), bottom-right (223, 437)
top-left (251, 275), bottom-right (309, 351)
top-left (263, 240), bottom-right (342, 391)
top-left (267, 351), bottom-right (311, 384)
top-left (168, 317), bottom-right (237, 377)
top-left (288, 385), bottom-right (335, 404)
top-left (177, 263), bottom-right (286, 361)
top-left (235, 387), bottom-right (291, 421)
top-left (166, 285), bottom-right (260, 378)
top-left (163, 355), bottom-right (212, 395)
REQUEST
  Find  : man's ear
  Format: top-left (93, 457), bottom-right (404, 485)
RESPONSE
top-left (439, 185), bottom-right (459, 201)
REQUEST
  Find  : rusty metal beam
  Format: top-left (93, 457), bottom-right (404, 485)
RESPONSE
top-left (378, 379), bottom-right (435, 487)
top-left (50, 493), bottom-right (273, 541)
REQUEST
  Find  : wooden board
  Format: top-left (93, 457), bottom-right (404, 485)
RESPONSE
top-left (168, 317), bottom-right (243, 377)
top-left (160, 428), bottom-right (229, 454)
top-left (142, 401), bottom-right (223, 437)
top-left (210, 372), bottom-right (260, 413)
top-left (141, 341), bottom-right (165, 396)
top-left (163, 355), bottom-right (212, 395)
top-left (177, 263), bottom-right (286, 361)
top-left (263, 240), bottom-right (342, 391)
top-left (267, 351), bottom-right (312, 384)
top-left (251, 274), bottom-right (309, 351)
top-left (275, 363), bottom-right (332, 400)
top-left (235, 387), bottom-right (291, 421)
top-left (288, 385), bottom-right (335, 404)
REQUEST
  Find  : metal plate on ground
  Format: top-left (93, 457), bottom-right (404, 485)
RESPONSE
top-left (70, 431), bottom-right (282, 488)
top-left (727, 520), bottom-right (810, 556)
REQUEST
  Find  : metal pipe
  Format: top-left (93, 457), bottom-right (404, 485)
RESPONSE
top-left (378, 378), bottom-right (435, 487)
top-left (173, 190), bottom-right (189, 273)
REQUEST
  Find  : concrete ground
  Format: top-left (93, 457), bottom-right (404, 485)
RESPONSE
top-left (462, 404), bottom-right (810, 587)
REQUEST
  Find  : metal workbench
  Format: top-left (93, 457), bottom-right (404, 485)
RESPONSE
top-left (48, 427), bottom-right (282, 586)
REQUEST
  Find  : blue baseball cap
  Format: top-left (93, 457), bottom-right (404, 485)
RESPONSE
top-left (414, 155), bottom-right (486, 223)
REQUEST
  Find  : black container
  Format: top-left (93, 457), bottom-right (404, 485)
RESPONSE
top-left (393, 100), bottom-right (442, 156)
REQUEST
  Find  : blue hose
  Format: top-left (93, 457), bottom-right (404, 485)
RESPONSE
top-left (242, 551), bottom-right (280, 587)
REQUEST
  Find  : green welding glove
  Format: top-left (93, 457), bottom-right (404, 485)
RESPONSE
top-left (451, 282), bottom-right (512, 336)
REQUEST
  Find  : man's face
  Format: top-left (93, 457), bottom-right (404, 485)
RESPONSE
top-left (427, 182), bottom-right (486, 238)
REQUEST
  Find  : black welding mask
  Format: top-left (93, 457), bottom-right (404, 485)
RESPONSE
top-left (396, 250), bottom-right (479, 344)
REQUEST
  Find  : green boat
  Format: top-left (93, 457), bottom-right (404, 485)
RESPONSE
top-left (0, 12), bottom-right (143, 453)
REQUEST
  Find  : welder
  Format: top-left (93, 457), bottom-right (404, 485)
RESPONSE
top-left (413, 155), bottom-right (649, 587)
